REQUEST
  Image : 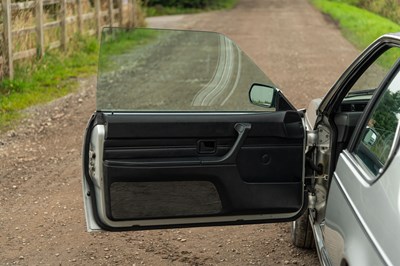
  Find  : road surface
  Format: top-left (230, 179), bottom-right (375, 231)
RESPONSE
top-left (0, 0), bottom-right (359, 264)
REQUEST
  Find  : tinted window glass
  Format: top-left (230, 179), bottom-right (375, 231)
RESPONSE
top-left (97, 28), bottom-right (275, 112)
top-left (341, 48), bottom-right (400, 113)
top-left (348, 48), bottom-right (400, 93)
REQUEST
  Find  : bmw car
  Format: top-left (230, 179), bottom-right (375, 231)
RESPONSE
top-left (82, 28), bottom-right (400, 266)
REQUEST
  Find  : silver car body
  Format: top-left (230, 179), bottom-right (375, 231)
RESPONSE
top-left (305, 33), bottom-right (400, 266)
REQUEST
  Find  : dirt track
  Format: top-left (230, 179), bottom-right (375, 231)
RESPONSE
top-left (0, 0), bottom-right (359, 265)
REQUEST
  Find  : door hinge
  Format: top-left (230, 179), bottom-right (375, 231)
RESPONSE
top-left (306, 129), bottom-right (318, 147)
top-left (307, 127), bottom-right (330, 148)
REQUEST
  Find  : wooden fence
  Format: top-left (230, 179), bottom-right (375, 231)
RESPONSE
top-left (0, 0), bottom-right (138, 79)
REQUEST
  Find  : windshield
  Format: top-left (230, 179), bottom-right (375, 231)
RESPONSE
top-left (97, 28), bottom-right (275, 112)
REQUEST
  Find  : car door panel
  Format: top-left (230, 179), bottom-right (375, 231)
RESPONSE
top-left (84, 110), bottom-right (305, 230)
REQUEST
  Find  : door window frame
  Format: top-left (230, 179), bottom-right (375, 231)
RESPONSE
top-left (346, 57), bottom-right (400, 183)
top-left (320, 41), bottom-right (400, 184)
top-left (319, 37), bottom-right (400, 116)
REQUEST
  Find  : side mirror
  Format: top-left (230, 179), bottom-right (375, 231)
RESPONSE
top-left (363, 127), bottom-right (378, 146)
top-left (249, 83), bottom-right (295, 111)
top-left (249, 84), bottom-right (277, 108)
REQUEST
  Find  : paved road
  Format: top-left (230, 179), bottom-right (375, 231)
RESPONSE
top-left (0, 0), bottom-right (359, 265)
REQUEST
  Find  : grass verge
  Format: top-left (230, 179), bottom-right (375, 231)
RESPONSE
top-left (100, 29), bottom-right (159, 57)
top-left (98, 29), bottom-right (160, 73)
top-left (310, 0), bottom-right (400, 50)
top-left (145, 0), bottom-right (238, 17)
top-left (0, 35), bottom-right (99, 131)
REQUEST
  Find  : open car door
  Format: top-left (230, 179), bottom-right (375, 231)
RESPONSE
top-left (82, 28), bottom-right (306, 231)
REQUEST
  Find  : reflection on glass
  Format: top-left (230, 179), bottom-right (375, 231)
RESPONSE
top-left (355, 67), bottom-right (400, 175)
top-left (97, 28), bottom-right (275, 112)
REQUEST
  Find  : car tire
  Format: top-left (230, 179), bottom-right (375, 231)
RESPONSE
top-left (291, 209), bottom-right (315, 249)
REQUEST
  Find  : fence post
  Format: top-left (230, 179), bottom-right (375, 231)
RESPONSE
top-left (36, 0), bottom-right (44, 58)
top-left (118, 0), bottom-right (123, 26)
top-left (2, 0), bottom-right (13, 79)
top-left (108, 0), bottom-right (113, 26)
top-left (77, 0), bottom-right (83, 33)
top-left (61, 0), bottom-right (67, 50)
top-left (129, 0), bottom-right (136, 28)
top-left (95, 0), bottom-right (101, 39)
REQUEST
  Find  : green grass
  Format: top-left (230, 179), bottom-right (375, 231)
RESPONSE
top-left (327, 0), bottom-right (361, 4)
top-left (100, 29), bottom-right (159, 57)
top-left (311, 0), bottom-right (400, 50)
top-left (0, 29), bottom-right (159, 131)
top-left (0, 35), bottom-right (99, 130)
top-left (145, 0), bottom-right (238, 17)
top-left (328, 0), bottom-right (400, 25)
top-left (98, 29), bottom-right (160, 72)
top-left (146, 6), bottom-right (203, 16)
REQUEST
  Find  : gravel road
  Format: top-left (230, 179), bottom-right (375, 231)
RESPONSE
top-left (0, 0), bottom-right (359, 265)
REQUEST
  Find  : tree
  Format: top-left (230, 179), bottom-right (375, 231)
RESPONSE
top-left (372, 90), bottom-right (400, 138)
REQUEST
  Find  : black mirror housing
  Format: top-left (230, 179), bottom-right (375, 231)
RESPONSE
top-left (249, 83), bottom-right (295, 111)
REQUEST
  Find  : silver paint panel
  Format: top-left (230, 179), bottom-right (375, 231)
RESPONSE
top-left (324, 148), bottom-right (400, 266)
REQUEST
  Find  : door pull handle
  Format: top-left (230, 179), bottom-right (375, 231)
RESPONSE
top-left (202, 123), bottom-right (251, 165)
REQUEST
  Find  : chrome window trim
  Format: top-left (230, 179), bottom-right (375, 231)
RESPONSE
top-left (384, 121), bottom-right (400, 173)
top-left (343, 150), bottom-right (375, 186)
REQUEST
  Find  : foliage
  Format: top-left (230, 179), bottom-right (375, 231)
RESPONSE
top-left (146, 6), bottom-right (203, 16)
top-left (310, 0), bottom-right (400, 50)
top-left (145, 0), bottom-right (238, 16)
top-left (100, 29), bottom-right (158, 57)
top-left (311, 0), bottom-right (400, 162)
top-left (146, 0), bottom-right (235, 8)
top-left (373, 90), bottom-right (400, 137)
top-left (0, 35), bottom-right (99, 130)
top-left (147, 0), bottom-right (210, 8)
top-left (327, 0), bottom-right (361, 4)
top-left (329, 0), bottom-right (400, 24)
top-left (369, 90), bottom-right (400, 162)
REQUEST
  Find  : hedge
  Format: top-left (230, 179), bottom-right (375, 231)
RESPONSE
top-left (146, 0), bottom-right (225, 8)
